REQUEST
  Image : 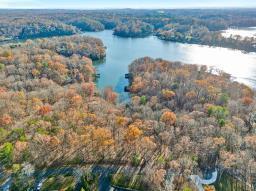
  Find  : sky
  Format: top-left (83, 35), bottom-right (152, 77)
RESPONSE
top-left (0, 0), bottom-right (256, 9)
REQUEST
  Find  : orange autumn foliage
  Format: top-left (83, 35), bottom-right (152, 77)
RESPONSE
top-left (15, 141), bottom-right (28, 152)
top-left (1, 114), bottom-right (12, 126)
top-left (49, 136), bottom-right (61, 147)
top-left (0, 87), bottom-right (6, 94)
top-left (204, 185), bottom-right (215, 191)
top-left (48, 62), bottom-right (68, 75)
top-left (38, 105), bottom-right (52, 115)
top-left (92, 128), bottom-right (114, 147)
top-left (242, 96), bottom-right (253, 106)
top-left (115, 116), bottom-right (129, 127)
top-left (141, 136), bottom-right (156, 150)
top-left (195, 79), bottom-right (208, 88)
top-left (130, 76), bottom-right (144, 93)
top-left (162, 89), bottom-right (175, 99)
top-left (2, 50), bottom-right (12, 58)
top-left (213, 137), bottom-right (226, 146)
top-left (31, 97), bottom-right (43, 110)
top-left (245, 135), bottom-right (256, 149)
top-left (81, 82), bottom-right (95, 98)
top-left (125, 124), bottom-right (143, 142)
top-left (31, 68), bottom-right (40, 77)
top-left (71, 94), bottom-right (83, 106)
top-left (160, 111), bottom-right (177, 126)
top-left (185, 90), bottom-right (197, 99)
top-left (104, 87), bottom-right (118, 103)
top-left (242, 86), bottom-right (254, 98)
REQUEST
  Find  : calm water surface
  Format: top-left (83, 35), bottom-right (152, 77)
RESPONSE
top-left (84, 30), bottom-right (256, 99)
top-left (222, 27), bottom-right (256, 38)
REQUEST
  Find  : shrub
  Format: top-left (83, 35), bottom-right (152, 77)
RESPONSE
top-left (110, 173), bottom-right (144, 190)
top-left (157, 155), bottom-right (166, 165)
top-left (10, 128), bottom-right (27, 141)
top-left (207, 105), bottom-right (229, 127)
top-left (183, 186), bottom-right (192, 191)
top-left (12, 164), bottom-right (21, 173)
top-left (140, 96), bottom-right (147, 105)
top-left (218, 93), bottom-right (229, 106)
top-left (80, 173), bottom-right (99, 191)
top-left (36, 127), bottom-right (49, 135)
top-left (0, 128), bottom-right (8, 142)
top-left (0, 142), bottom-right (14, 166)
top-left (0, 63), bottom-right (5, 71)
top-left (131, 153), bottom-right (141, 166)
top-left (171, 83), bottom-right (179, 90)
top-left (42, 62), bottom-right (49, 68)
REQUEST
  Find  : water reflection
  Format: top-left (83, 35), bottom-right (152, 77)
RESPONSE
top-left (222, 27), bottom-right (256, 39)
top-left (84, 30), bottom-right (256, 95)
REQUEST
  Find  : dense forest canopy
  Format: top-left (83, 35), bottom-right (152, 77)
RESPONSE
top-left (0, 36), bottom-right (255, 190)
top-left (0, 8), bottom-right (256, 191)
top-left (67, 17), bottom-right (105, 32)
top-left (127, 57), bottom-right (256, 190)
top-left (113, 20), bottom-right (154, 37)
top-left (0, 17), bottom-right (78, 40)
top-left (1, 9), bottom-right (256, 51)
top-left (0, 35), bottom-right (105, 91)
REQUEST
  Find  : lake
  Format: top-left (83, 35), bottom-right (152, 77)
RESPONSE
top-left (222, 27), bottom-right (256, 39)
top-left (84, 30), bottom-right (256, 100)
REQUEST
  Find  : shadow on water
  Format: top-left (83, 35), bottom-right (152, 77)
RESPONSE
top-left (93, 58), bottom-right (131, 103)
top-left (114, 76), bottom-right (130, 103)
top-left (93, 58), bottom-right (107, 67)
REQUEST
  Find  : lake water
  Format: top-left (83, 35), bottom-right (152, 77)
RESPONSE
top-left (222, 27), bottom-right (256, 39)
top-left (84, 30), bottom-right (256, 100)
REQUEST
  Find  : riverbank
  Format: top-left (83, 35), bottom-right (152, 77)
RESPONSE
top-left (83, 30), bottom-right (256, 93)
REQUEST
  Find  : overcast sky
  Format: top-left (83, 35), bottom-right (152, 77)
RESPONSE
top-left (0, 0), bottom-right (256, 9)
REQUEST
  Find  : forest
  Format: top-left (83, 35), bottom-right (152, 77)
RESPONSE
top-left (128, 57), bottom-right (256, 190)
top-left (0, 35), bottom-right (255, 190)
top-left (0, 8), bottom-right (256, 191)
top-left (113, 20), bottom-right (154, 38)
top-left (1, 9), bottom-right (256, 52)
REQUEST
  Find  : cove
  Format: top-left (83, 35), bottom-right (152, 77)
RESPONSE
top-left (84, 30), bottom-right (256, 100)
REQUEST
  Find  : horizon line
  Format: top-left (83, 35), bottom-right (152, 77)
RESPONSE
top-left (1, 6), bottom-right (256, 10)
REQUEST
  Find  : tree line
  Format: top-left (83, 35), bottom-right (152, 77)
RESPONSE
top-left (1, 9), bottom-right (256, 52)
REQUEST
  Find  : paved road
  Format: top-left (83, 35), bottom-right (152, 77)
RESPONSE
top-left (0, 168), bottom-right (12, 191)
top-left (0, 165), bottom-right (171, 191)
top-left (34, 167), bottom-right (83, 191)
top-left (91, 165), bottom-right (136, 191)
top-left (190, 170), bottom-right (218, 191)
top-left (0, 177), bottom-right (12, 191)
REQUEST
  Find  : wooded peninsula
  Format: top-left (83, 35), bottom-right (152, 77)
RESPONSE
top-left (0, 9), bottom-right (255, 191)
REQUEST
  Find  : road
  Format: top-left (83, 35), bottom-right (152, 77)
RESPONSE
top-left (0, 165), bottom-right (137, 191)
top-left (190, 170), bottom-right (218, 191)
